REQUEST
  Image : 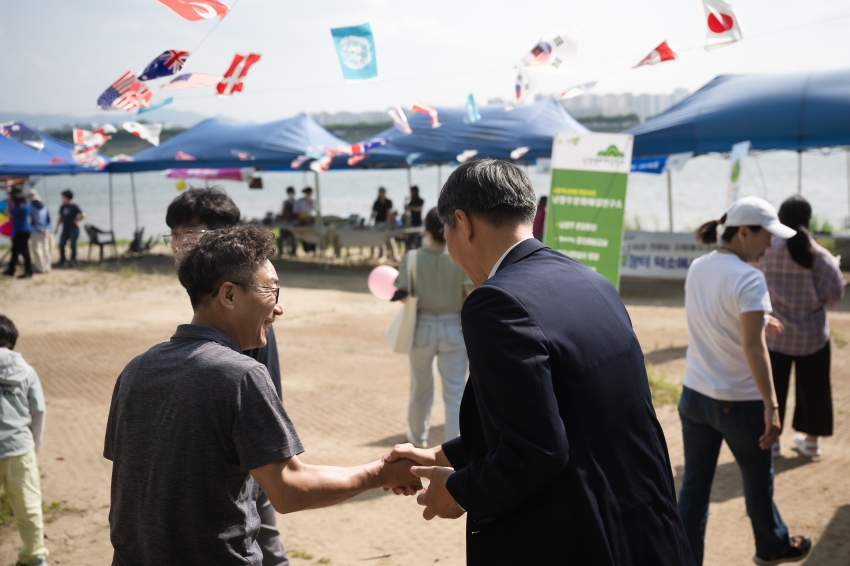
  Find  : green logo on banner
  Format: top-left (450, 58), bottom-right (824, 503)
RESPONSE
top-left (597, 145), bottom-right (624, 157)
top-left (731, 159), bottom-right (741, 183)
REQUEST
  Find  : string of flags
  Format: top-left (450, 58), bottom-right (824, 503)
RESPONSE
top-left (634, 41), bottom-right (677, 68)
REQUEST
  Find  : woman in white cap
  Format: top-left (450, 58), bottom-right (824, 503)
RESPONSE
top-left (678, 196), bottom-right (811, 566)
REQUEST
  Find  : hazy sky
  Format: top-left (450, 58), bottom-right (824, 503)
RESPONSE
top-left (2, 0), bottom-right (849, 122)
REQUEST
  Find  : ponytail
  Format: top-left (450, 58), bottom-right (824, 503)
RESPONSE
top-left (696, 214), bottom-right (726, 245)
top-left (778, 196), bottom-right (814, 269)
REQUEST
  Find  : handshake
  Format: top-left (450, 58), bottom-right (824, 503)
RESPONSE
top-left (377, 442), bottom-right (466, 520)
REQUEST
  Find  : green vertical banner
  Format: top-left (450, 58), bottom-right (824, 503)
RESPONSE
top-left (544, 132), bottom-right (634, 289)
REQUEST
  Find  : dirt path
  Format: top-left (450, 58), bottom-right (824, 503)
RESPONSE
top-left (0, 259), bottom-right (847, 565)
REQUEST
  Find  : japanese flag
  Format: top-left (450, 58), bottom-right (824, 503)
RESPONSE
top-left (123, 122), bottom-right (163, 146)
top-left (700, 0), bottom-right (743, 50)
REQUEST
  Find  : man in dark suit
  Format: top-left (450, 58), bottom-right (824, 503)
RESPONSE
top-left (387, 160), bottom-right (694, 565)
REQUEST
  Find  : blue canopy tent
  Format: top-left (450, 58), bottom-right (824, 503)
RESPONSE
top-left (625, 69), bottom-right (850, 157)
top-left (0, 126), bottom-right (109, 175)
top-left (346, 99), bottom-right (588, 170)
top-left (107, 114), bottom-right (350, 173)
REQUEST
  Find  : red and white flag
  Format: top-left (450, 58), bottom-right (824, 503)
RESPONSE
top-left (701, 0), bottom-right (742, 50)
top-left (175, 151), bottom-right (196, 160)
top-left (347, 154), bottom-right (368, 166)
top-left (634, 41), bottom-right (677, 67)
top-left (387, 108), bottom-right (412, 135)
top-left (123, 122), bottom-right (163, 146)
top-left (113, 82), bottom-right (153, 111)
top-left (157, 0), bottom-right (229, 21)
top-left (73, 124), bottom-right (116, 148)
top-left (291, 155), bottom-right (310, 169)
top-left (410, 101), bottom-right (440, 128)
top-left (216, 53), bottom-right (261, 96)
top-left (309, 155), bottom-right (332, 173)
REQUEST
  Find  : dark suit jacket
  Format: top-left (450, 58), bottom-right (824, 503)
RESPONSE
top-left (443, 239), bottom-right (693, 565)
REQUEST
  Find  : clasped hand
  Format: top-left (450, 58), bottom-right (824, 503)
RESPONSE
top-left (383, 443), bottom-right (465, 520)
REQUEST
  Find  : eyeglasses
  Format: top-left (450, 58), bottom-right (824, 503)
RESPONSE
top-left (248, 284), bottom-right (280, 304)
top-left (163, 229), bottom-right (214, 245)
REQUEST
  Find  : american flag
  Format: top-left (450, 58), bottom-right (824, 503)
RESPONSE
top-left (175, 151), bottom-right (196, 160)
top-left (97, 71), bottom-right (136, 109)
top-left (161, 73), bottom-right (221, 90)
top-left (113, 82), bottom-right (153, 111)
top-left (138, 50), bottom-right (190, 81)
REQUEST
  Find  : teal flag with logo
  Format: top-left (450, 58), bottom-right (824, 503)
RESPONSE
top-left (331, 23), bottom-right (378, 82)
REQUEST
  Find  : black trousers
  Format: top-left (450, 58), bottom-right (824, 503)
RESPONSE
top-left (6, 232), bottom-right (32, 275)
top-left (770, 341), bottom-right (833, 436)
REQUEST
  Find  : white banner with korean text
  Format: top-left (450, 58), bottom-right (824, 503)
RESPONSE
top-left (621, 231), bottom-right (717, 280)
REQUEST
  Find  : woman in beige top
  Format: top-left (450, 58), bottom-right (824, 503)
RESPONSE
top-left (393, 208), bottom-right (472, 448)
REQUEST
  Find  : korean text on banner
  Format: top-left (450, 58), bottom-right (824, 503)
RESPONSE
top-left (544, 132), bottom-right (633, 289)
top-left (331, 23), bottom-right (378, 82)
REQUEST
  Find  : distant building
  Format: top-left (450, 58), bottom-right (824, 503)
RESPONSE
top-left (560, 89), bottom-right (689, 121)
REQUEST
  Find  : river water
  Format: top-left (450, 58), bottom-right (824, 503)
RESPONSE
top-left (32, 150), bottom-right (850, 241)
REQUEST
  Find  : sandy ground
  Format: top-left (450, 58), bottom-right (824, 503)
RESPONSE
top-left (0, 256), bottom-right (848, 566)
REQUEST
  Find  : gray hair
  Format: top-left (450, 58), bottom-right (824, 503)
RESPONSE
top-left (437, 159), bottom-right (537, 228)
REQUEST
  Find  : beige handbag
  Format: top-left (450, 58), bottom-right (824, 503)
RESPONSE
top-left (385, 251), bottom-right (418, 353)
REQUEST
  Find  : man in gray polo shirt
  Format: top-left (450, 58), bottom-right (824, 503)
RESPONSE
top-left (104, 225), bottom-right (420, 565)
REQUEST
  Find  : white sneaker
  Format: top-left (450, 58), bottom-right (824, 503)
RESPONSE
top-left (772, 441), bottom-right (782, 458)
top-left (405, 430), bottom-right (427, 449)
top-left (793, 433), bottom-right (821, 457)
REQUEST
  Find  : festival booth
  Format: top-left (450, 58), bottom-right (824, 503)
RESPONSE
top-left (620, 69), bottom-right (850, 278)
top-left (0, 126), bottom-right (109, 176)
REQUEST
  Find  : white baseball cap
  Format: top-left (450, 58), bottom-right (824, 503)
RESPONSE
top-left (725, 196), bottom-right (796, 239)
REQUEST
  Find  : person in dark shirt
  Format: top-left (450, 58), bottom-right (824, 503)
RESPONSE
top-left (165, 188), bottom-right (292, 561)
top-left (105, 225), bottom-right (421, 566)
top-left (370, 187), bottom-right (393, 225)
top-left (3, 190), bottom-right (33, 278)
top-left (405, 185), bottom-right (425, 250)
top-left (54, 189), bottom-right (85, 268)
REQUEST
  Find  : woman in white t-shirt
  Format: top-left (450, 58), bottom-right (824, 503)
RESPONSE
top-left (678, 196), bottom-right (811, 566)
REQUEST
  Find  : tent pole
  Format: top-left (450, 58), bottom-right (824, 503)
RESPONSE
top-left (797, 151), bottom-right (802, 195)
top-left (407, 166), bottom-right (412, 189)
top-left (667, 169), bottom-right (674, 232)
top-left (109, 173), bottom-right (114, 234)
top-left (437, 164), bottom-right (442, 190)
top-left (846, 149), bottom-right (850, 234)
top-left (42, 176), bottom-right (49, 211)
top-left (313, 170), bottom-right (327, 270)
top-left (130, 172), bottom-right (139, 233)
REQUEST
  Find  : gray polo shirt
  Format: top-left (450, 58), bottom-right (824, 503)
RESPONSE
top-left (104, 324), bottom-right (303, 566)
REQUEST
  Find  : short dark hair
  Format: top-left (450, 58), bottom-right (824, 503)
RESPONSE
top-left (61, 189), bottom-right (74, 200)
top-left (0, 315), bottom-right (19, 350)
top-left (175, 224), bottom-right (275, 309)
top-left (286, 186), bottom-right (295, 194)
top-left (438, 159), bottom-right (536, 228)
top-left (166, 187), bottom-right (241, 230)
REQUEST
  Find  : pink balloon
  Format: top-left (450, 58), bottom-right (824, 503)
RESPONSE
top-left (368, 265), bottom-right (400, 300)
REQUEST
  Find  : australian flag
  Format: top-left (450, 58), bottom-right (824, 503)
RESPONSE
top-left (138, 50), bottom-right (190, 81)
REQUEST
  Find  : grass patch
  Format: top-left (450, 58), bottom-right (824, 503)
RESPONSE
top-left (830, 329), bottom-right (847, 349)
top-left (646, 363), bottom-right (680, 407)
top-left (43, 500), bottom-right (85, 524)
top-left (290, 549), bottom-right (314, 560)
top-left (0, 494), bottom-right (13, 525)
top-left (318, 559), bottom-right (331, 564)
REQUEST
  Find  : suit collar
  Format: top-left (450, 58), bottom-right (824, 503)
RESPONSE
top-left (494, 238), bottom-right (545, 275)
